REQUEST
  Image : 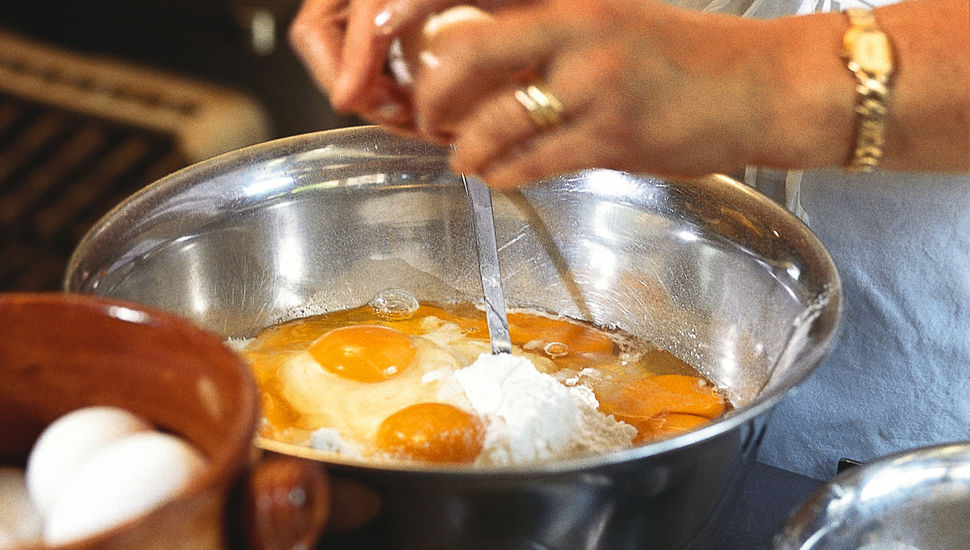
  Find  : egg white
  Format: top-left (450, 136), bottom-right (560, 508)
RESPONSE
top-left (277, 319), bottom-right (485, 454)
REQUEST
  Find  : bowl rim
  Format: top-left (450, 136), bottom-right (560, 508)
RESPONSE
top-left (775, 441), bottom-right (970, 548)
top-left (62, 126), bottom-right (844, 475)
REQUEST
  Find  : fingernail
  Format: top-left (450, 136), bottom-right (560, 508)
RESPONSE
top-left (374, 9), bottom-right (393, 31)
top-left (374, 5), bottom-right (403, 36)
top-left (374, 101), bottom-right (405, 123)
top-left (414, 114), bottom-right (430, 136)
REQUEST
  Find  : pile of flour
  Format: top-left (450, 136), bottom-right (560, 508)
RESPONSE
top-left (443, 353), bottom-right (636, 466)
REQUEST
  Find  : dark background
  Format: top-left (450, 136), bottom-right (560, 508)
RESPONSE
top-left (0, 0), bottom-right (357, 138)
top-left (0, 0), bottom-right (361, 291)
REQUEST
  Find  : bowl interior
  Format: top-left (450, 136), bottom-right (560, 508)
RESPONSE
top-left (65, 126), bottom-right (841, 463)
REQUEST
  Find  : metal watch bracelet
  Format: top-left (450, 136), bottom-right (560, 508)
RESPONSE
top-left (842, 8), bottom-right (894, 172)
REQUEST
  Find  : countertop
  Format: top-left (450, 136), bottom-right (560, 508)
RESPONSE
top-left (715, 461), bottom-right (823, 549)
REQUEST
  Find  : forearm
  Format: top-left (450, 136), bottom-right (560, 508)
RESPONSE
top-left (754, 0), bottom-right (969, 173)
top-left (880, 0), bottom-right (970, 171)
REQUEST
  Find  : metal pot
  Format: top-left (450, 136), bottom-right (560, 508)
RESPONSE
top-left (774, 442), bottom-right (970, 550)
top-left (65, 126), bottom-right (842, 550)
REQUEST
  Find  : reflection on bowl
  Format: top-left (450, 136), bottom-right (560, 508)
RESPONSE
top-left (774, 442), bottom-right (970, 550)
top-left (65, 126), bottom-right (842, 550)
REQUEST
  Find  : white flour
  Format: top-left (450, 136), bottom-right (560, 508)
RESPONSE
top-left (447, 353), bottom-right (636, 466)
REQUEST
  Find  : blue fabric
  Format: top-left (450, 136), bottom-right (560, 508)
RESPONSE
top-left (756, 168), bottom-right (970, 479)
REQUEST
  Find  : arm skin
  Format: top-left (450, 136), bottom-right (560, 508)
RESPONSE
top-left (290, 0), bottom-right (969, 189)
top-left (760, 0), bottom-right (970, 175)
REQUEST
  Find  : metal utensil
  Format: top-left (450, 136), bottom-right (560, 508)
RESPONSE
top-left (462, 173), bottom-right (512, 354)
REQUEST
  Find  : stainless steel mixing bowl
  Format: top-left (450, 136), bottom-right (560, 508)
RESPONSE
top-left (65, 126), bottom-right (842, 550)
top-left (774, 442), bottom-right (970, 550)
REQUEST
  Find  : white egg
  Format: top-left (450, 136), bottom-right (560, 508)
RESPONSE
top-left (43, 431), bottom-right (207, 546)
top-left (0, 467), bottom-right (43, 547)
top-left (26, 406), bottom-right (152, 516)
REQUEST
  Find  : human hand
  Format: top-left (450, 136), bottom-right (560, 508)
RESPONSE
top-left (292, 0), bottom-right (970, 187)
top-left (288, 0), bottom-right (527, 131)
top-left (404, 0), bottom-right (784, 187)
top-left (288, 0), bottom-right (411, 127)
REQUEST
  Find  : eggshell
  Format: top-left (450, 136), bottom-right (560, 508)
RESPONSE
top-left (388, 5), bottom-right (491, 88)
top-left (0, 466), bottom-right (43, 547)
top-left (43, 431), bottom-right (207, 546)
top-left (26, 406), bottom-right (153, 516)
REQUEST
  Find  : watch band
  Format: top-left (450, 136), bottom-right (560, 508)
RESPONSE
top-left (842, 8), bottom-right (894, 172)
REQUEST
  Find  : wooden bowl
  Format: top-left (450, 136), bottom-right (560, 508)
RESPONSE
top-left (0, 293), bottom-right (328, 550)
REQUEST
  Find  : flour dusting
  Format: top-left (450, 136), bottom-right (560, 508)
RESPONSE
top-left (447, 353), bottom-right (636, 466)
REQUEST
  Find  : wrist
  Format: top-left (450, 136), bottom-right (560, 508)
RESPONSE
top-left (749, 13), bottom-right (858, 171)
top-left (841, 8), bottom-right (894, 172)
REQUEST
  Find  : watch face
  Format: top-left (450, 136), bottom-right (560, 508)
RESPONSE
top-left (849, 30), bottom-right (894, 76)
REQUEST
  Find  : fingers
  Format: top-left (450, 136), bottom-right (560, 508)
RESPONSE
top-left (450, 80), bottom-right (573, 175)
top-left (447, 37), bottom-right (597, 182)
top-left (467, 130), bottom-right (610, 189)
top-left (410, 9), bottom-right (565, 137)
top-left (289, 0), bottom-right (410, 125)
top-left (334, 0), bottom-right (398, 109)
top-left (451, 108), bottom-right (593, 190)
top-left (289, 0), bottom-right (348, 93)
top-left (373, 0), bottom-right (477, 36)
top-left (461, 121), bottom-right (642, 190)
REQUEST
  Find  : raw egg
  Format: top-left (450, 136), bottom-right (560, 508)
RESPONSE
top-left (309, 325), bottom-right (417, 382)
top-left (235, 289), bottom-right (732, 464)
top-left (598, 374), bottom-right (728, 443)
top-left (375, 402), bottom-right (485, 463)
top-left (247, 318), bottom-right (479, 457)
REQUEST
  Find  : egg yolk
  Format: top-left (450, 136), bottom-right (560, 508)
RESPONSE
top-left (507, 312), bottom-right (614, 357)
top-left (309, 325), bottom-right (417, 382)
top-left (375, 403), bottom-right (485, 463)
top-left (599, 374), bottom-right (727, 440)
top-left (628, 413), bottom-right (712, 444)
top-left (408, 306), bottom-right (615, 367)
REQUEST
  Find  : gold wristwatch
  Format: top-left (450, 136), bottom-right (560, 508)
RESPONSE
top-left (842, 8), bottom-right (894, 172)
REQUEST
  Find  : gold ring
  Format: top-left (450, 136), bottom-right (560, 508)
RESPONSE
top-left (513, 82), bottom-right (564, 129)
